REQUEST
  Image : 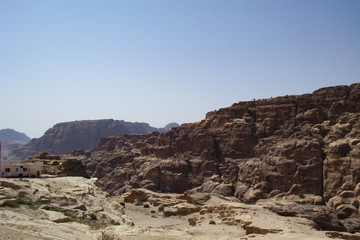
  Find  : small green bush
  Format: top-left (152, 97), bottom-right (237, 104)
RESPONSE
top-left (135, 200), bottom-right (143, 206)
top-left (48, 206), bottom-right (62, 212)
top-left (188, 217), bottom-right (196, 226)
top-left (89, 213), bottom-right (97, 220)
top-left (143, 203), bottom-right (150, 208)
top-left (19, 198), bottom-right (41, 210)
top-left (242, 222), bottom-right (251, 230)
top-left (3, 198), bottom-right (41, 210)
top-left (209, 220), bottom-right (216, 225)
top-left (158, 205), bottom-right (164, 212)
top-left (3, 200), bottom-right (20, 208)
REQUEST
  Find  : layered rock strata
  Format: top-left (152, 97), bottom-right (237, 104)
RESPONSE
top-left (71, 83), bottom-right (360, 232)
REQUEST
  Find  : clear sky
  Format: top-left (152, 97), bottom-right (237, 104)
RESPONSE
top-left (1, 0), bottom-right (359, 138)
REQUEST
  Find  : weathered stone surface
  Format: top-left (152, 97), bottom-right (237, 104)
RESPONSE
top-left (163, 203), bottom-right (200, 216)
top-left (42, 209), bottom-right (72, 223)
top-left (79, 83), bottom-right (360, 232)
top-left (245, 225), bottom-right (282, 235)
top-left (184, 192), bottom-right (211, 205)
top-left (211, 183), bottom-right (234, 196)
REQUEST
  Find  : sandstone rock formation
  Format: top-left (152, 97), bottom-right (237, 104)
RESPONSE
top-left (0, 177), bottom-right (129, 239)
top-left (3, 177), bottom-right (347, 240)
top-left (84, 83), bottom-right (360, 233)
top-left (10, 119), bottom-right (178, 161)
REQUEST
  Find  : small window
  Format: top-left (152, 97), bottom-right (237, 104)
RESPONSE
top-left (16, 168), bottom-right (18, 172)
top-left (23, 168), bottom-right (27, 172)
top-left (5, 168), bottom-right (10, 172)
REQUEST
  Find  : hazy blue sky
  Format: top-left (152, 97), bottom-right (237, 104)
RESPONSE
top-left (1, 0), bottom-right (359, 138)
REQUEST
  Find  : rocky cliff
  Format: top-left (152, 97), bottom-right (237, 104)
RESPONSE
top-left (10, 120), bottom-right (178, 161)
top-left (82, 83), bottom-right (360, 232)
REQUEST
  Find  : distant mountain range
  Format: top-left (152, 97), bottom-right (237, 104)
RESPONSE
top-left (8, 119), bottom-right (179, 161)
top-left (0, 129), bottom-right (31, 143)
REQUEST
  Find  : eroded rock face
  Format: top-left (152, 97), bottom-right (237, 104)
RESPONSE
top-left (84, 83), bottom-right (360, 232)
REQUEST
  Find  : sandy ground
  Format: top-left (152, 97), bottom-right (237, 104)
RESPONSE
top-left (122, 202), bottom-right (246, 240)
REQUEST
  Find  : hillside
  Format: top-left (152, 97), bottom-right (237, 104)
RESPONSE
top-left (10, 119), bottom-right (178, 161)
top-left (0, 129), bottom-right (30, 142)
top-left (71, 83), bottom-right (360, 233)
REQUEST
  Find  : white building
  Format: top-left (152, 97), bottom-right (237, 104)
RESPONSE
top-left (0, 163), bottom-right (42, 177)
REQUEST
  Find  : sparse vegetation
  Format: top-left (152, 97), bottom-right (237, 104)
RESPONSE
top-left (242, 222), bottom-right (251, 230)
top-left (188, 217), bottom-right (197, 226)
top-left (2, 194), bottom-right (110, 230)
top-left (209, 220), bottom-right (216, 225)
top-left (158, 205), bottom-right (164, 212)
top-left (47, 207), bottom-right (106, 229)
top-left (3, 199), bottom-right (20, 208)
top-left (89, 213), bottom-right (97, 220)
top-left (47, 206), bottom-right (63, 212)
top-left (3, 197), bottom-right (41, 210)
top-left (135, 201), bottom-right (143, 206)
top-left (143, 203), bottom-right (150, 208)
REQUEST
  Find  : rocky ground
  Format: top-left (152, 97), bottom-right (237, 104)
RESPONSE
top-left (2, 83), bottom-right (360, 239)
top-left (1, 176), bottom-right (360, 240)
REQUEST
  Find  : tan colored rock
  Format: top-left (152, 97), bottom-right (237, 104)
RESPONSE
top-left (42, 209), bottom-right (72, 223)
top-left (184, 192), bottom-right (210, 205)
top-left (72, 83), bottom-right (360, 232)
top-left (163, 203), bottom-right (200, 216)
top-left (245, 225), bottom-right (282, 235)
top-left (211, 183), bottom-right (234, 196)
